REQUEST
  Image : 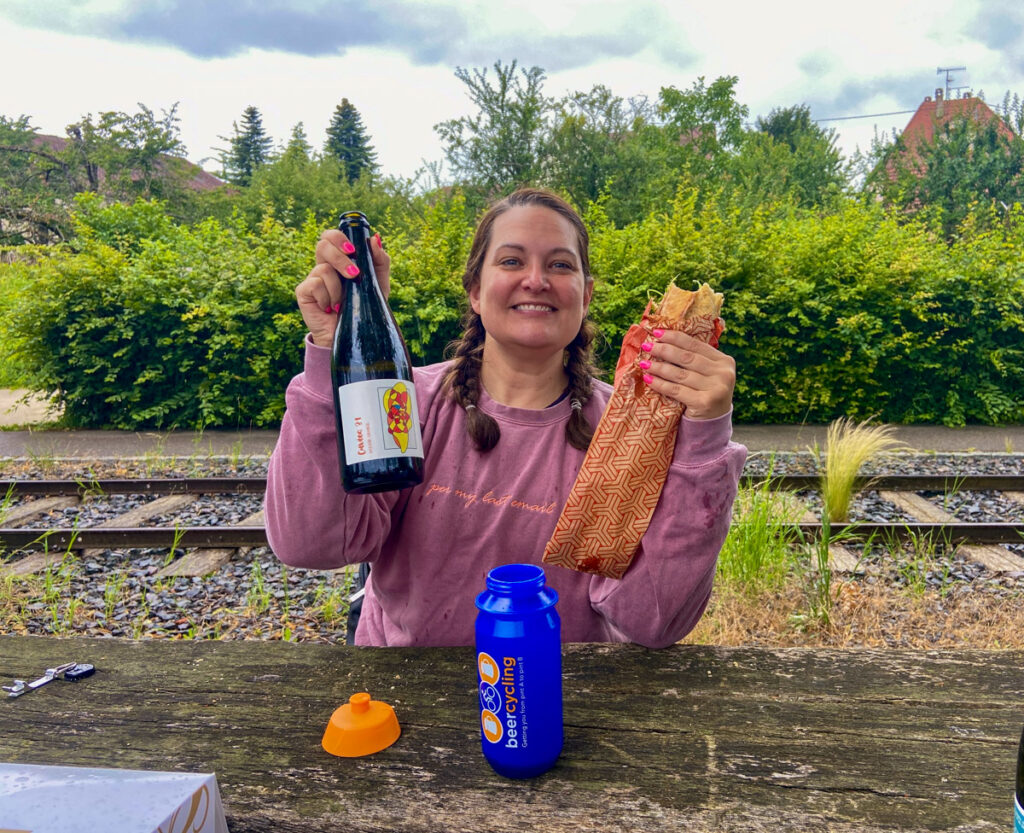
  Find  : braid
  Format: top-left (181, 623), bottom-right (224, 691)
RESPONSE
top-left (443, 311), bottom-right (501, 452)
top-left (564, 318), bottom-right (600, 451)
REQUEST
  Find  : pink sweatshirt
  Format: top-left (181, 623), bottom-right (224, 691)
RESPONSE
top-left (265, 340), bottom-right (747, 649)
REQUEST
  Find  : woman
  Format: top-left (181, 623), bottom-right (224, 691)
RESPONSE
top-left (265, 188), bottom-right (746, 648)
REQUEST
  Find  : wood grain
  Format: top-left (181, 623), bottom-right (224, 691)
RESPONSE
top-left (1, 637), bottom-right (1020, 831)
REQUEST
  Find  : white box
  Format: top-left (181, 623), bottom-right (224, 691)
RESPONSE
top-left (0, 763), bottom-right (228, 833)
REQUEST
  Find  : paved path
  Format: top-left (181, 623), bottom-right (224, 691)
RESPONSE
top-left (3, 389), bottom-right (1023, 458)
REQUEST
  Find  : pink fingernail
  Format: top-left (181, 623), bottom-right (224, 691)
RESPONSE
top-left (342, 241), bottom-right (356, 254)
top-left (652, 328), bottom-right (665, 338)
top-left (324, 305), bottom-right (333, 314)
top-left (641, 342), bottom-right (653, 352)
top-left (643, 373), bottom-right (654, 385)
top-left (333, 303), bottom-right (341, 314)
top-left (638, 360), bottom-right (651, 370)
top-left (375, 233), bottom-right (383, 249)
top-left (346, 264), bottom-right (360, 277)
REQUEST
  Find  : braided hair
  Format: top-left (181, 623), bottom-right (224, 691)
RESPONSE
top-left (443, 188), bottom-right (600, 452)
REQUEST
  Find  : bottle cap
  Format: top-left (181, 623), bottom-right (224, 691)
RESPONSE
top-left (321, 692), bottom-right (401, 758)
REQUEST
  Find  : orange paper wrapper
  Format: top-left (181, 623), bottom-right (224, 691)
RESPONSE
top-left (543, 287), bottom-right (724, 579)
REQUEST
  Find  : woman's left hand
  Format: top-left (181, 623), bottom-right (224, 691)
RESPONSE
top-left (640, 330), bottom-right (736, 420)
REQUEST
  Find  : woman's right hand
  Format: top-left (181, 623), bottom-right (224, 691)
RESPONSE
top-left (296, 229), bottom-right (390, 348)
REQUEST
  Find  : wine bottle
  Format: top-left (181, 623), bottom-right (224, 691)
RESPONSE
top-left (1015, 724), bottom-right (1023, 833)
top-left (331, 211), bottom-right (424, 494)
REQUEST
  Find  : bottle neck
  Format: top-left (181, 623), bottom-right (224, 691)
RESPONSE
top-left (486, 564), bottom-right (546, 597)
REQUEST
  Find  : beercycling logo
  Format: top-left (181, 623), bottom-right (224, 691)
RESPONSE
top-left (477, 651), bottom-right (522, 748)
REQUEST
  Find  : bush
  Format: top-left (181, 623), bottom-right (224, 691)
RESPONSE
top-left (588, 189), bottom-right (1024, 425)
top-left (2, 189), bottom-right (1022, 429)
top-left (2, 196), bottom-right (315, 428)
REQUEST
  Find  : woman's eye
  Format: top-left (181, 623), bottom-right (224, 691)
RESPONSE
top-left (499, 257), bottom-right (521, 267)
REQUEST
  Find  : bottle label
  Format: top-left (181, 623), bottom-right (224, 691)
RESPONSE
top-left (1015, 794), bottom-right (1024, 833)
top-left (338, 379), bottom-right (423, 463)
top-left (478, 651), bottom-right (528, 749)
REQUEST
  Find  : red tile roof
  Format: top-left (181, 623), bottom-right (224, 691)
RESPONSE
top-left (888, 92), bottom-right (1015, 177)
top-left (31, 134), bottom-right (224, 192)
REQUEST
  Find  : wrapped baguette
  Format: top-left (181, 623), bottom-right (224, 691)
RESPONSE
top-left (543, 282), bottom-right (724, 579)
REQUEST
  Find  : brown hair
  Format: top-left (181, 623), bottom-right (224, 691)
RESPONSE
top-left (444, 188), bottom-right (599, 452)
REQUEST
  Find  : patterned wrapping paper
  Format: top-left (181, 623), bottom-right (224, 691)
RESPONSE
top-left (543, 294), bottom-right (724, 580)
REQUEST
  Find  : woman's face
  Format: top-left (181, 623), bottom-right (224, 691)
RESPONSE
top-left (469, 204), bottom-right (593, 364)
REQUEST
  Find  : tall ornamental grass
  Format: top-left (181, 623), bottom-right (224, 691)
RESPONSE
top-left (819, 418), bottom-right (906, 523)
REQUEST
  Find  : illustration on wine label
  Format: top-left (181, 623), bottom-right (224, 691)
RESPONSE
top-left (384, 381), bottom-right (413, 453)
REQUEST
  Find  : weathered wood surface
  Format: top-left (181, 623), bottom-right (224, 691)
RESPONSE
top-left (1, 637), bottom-right (1021, 832)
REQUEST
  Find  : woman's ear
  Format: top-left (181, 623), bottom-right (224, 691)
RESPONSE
top-left (469, 282), bottom-right (482, 315)
top-left (582, 276), bottom-right (594, 317)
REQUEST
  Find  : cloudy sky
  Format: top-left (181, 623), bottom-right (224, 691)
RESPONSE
top-left (1, 0), bottom-right (1021, 180)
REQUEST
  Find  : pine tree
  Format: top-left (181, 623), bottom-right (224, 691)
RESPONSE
top-left (324, 98), bottom-right (378, 182)
top-left (285, 122), bottom-right (313, 160)
top-left (220, 105), bottom-right (273, 186)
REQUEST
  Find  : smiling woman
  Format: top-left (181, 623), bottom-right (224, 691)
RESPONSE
top-left (265, 187), bottom-right (746, 649)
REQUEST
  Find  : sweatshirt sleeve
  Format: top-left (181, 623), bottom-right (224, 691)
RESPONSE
top-left (264, 337), bottom-right (400, 570)
top-left (587, 411), bottom-right (746, 649)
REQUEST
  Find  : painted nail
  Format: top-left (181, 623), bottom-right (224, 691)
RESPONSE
top-left (652, 328), bottom-right (665, 338)
top-left (324, 305), bottom-right (333, 314)
top-left (638, 359), bottom-right (651, 370)
top-left (345, 264), bottom-right (360, 277)
top-left (641, 342), bottom-right (653, 353)
top-left (375, 233), bottom-right (383, 250)
top-left (333, 303), bottom-right (341, 314)
top-left (342, 241), bottom-right (356, 254)
top-left (642, 373), bottom-right (654, 385)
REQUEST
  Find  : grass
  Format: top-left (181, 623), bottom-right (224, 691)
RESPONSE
top-left (683, 578), bottom-right (1024, 649)
top-left (817, 417), bottom-right (906, 523)
top-left (716, 463), bottom-right (805, 594)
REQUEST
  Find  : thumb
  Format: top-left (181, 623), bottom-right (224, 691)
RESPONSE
top-left (371, 232), bottom-right (391, 298)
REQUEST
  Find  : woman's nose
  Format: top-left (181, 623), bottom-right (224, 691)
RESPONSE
top-left (521, 264), bottom-right (550, 291)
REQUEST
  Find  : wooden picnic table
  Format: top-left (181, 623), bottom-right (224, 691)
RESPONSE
top-left (1, 635), bottom-right (1021, 832)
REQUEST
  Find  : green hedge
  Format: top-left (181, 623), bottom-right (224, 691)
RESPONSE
top-left (2, 195), bottom-right (315, 428)
top-left (2, 191), bottom-right (1022, 428)
top-left (587, 191), bottom-right (1024, 425)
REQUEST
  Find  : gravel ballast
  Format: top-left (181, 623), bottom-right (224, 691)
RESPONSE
top-left (2, 451), bottom-right (1023, 642)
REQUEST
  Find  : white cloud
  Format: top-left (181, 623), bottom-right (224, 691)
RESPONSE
top-left (2, 0), bottom-right (1018, 178)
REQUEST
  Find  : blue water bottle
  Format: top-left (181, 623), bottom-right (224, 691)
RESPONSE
top-left (475, 563), bottom-right (563, 779)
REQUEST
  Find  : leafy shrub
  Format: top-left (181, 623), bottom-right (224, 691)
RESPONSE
top-left (2, 189), bottom-right (1022, 429)
top-left (2, 196), bottom-right (314, 428)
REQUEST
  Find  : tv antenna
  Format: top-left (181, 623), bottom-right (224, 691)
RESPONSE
top-left (937, 66), bottom-right (968, 98)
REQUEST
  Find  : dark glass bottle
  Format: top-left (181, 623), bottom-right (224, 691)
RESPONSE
top-left (331, 211), bottom-right (423, 494)
top-left (1015, 724), bottom-right (1023, 833)
top-left (475, 564), bottom-right (563, 779)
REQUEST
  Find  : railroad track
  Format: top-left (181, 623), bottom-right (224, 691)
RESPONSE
top-left (2, 475), bottom-right (1024, 576)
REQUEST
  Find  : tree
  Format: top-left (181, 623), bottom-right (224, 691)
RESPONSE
top-left (0, 104), bottom-right (195, 245)
top-left (324, 99), bottom-right (378, 182)
top-left (284, 122), bottom-right (313, 160)
top-left (544, 85), bottom-right (661, 221)
top-left (731, 104), bottom-right (845, 207)
top-left (64, 104), bottom-right (188, 201)
top-left (220, 106), bottom-right (273, 186)
top-left (435, 60), bottom-right (550, 196)
top-left (657, 76), bottom-right (749, 167)
top-left (0, 115), bottom-right (75, 244)
top-left (866, 112), bottom-right (1024, 239)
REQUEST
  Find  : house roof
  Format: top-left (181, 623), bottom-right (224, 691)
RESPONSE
top-left (31, 133), bottom-right (225, 192)
top-left (898, 91), bottom-right (1014, 152)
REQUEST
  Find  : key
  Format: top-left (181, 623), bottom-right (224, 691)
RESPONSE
top-left (4, 662), bottom-right (76, 698)
top-left (65, 663), bottom-right (95, 682)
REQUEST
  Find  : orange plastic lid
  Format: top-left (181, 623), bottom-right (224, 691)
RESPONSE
top-left (321, 692), bottom-right (401, 758)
